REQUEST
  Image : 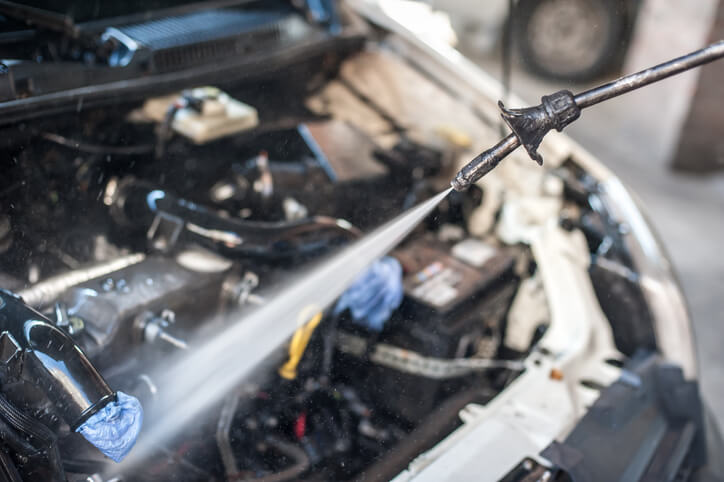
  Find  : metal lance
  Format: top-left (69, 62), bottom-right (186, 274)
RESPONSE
top-left (452, 40), bottom-right (724, 191)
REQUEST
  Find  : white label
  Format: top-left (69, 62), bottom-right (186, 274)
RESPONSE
top-left (451, 238), bottom-right (496, 267)
top-left (411, 265), bottom-right (462, 308)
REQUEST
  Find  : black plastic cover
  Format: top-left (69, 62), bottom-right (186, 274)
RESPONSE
top-left (539, 353), bottom-right (721, 482)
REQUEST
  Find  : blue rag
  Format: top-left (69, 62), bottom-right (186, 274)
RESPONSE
top-left (76, 391), bottom-right (143, 463)
top-left (334, 256), bottom-right (403, 331)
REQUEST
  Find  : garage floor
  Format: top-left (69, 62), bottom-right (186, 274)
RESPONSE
top-left (460, 41), bottom-right (724, 430)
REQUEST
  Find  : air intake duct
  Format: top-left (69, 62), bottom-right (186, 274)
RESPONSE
top-left (0, 291), bottom-right (142, 462)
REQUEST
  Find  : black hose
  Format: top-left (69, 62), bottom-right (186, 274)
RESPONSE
top-left (41, 132), bottom-right (153, 156)
top-left (110, 179), bottom-right (361, 259)
top-left (0, 448), bottom-right (22, 482)
top-left (0, 417), bottom-right (37, 455)
top-left (0, 393), bottom-right (64, 477)
top-left (0, 394), bottom-right (54, 444)
top-left (231, 437), bottom-right (310, 482)
top-left (61, 458), bottom-right (105, 475)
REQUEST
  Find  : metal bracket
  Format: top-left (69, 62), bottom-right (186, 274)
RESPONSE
top-left (147, 211), bottom-right (184, 253)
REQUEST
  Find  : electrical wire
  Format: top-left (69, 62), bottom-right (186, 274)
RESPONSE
top-left (336, 332), bottom-right (525, 379)
top-left (0, 393), bottom-right (63, 476)
top-left (40, 132), bottom-right (153, 155)
top-left (228, 436), bottom-right (310, 482)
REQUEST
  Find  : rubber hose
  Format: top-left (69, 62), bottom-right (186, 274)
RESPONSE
top-left (0, 394), bottom-right (63, 477)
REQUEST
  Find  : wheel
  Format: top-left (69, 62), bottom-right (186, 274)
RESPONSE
top-left (514, 0), bottom-right (627, 82)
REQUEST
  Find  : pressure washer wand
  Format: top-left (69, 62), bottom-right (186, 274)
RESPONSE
top-left (451, 40), bottom-right (724, 191)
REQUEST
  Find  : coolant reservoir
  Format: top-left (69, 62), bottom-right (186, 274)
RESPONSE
top-left (142, 87), bottom-right (259, 144)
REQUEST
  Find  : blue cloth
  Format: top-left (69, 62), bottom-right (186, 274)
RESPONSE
top-left (334, 256), bottom-right (403, 331)
top-left (76, 391), bottom-right (143, 463)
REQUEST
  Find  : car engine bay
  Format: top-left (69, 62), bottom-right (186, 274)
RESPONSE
top-left (0, 23), bottom-right (661, 481)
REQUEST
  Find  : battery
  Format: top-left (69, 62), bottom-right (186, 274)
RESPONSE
top-left (363, 238), bottom-right (518, 423)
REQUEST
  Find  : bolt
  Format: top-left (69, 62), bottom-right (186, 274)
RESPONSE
top-left (116, 278), bottom-right (130, 293)
top-left (160, 309), bottom-right (176, 324)
top-left (68, 316), bottom-right (85, 334)
top-left (158, 331), bottom-right (188, 350)
top-left (139, 311), bottom-right (187, 350)
top-left (102, 278), bottom-right (115, 292)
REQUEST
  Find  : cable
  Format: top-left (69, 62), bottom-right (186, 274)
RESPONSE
top-left (229, 436), bottom-right (310, 482)
top-left (0, 448), bottom-right (22, 482)
top-left (154, 100), bottom-right (184, 159)
top-left (0, 416), bottom-right (37, 454)
top-left (217, 389), bottom-right (244, 479)
top-left (154, 89), bottom-right (216, 159)
top-left (0, 393), bottom-right (63, 476)
top-left (41, 132), bottom-right (153, 155)
top-left (336, 332), bottom-right (525, 379)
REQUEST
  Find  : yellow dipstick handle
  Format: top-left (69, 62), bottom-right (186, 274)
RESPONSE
top-left (279, 311), bottom-right (323, 380)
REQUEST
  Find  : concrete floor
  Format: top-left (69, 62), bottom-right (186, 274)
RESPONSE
top-left (456, 37), bottom-right (724, 428)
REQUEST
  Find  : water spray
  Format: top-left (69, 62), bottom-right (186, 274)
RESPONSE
top-left (111, 37), bottom-right (724, 476)
top-left (116, 188), bottom-right (451, 470)
top-left (452, 40), bottom-right (724, 191)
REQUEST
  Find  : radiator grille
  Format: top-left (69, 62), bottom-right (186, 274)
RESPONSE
top-left (115, 9), bottom-right (286, 72)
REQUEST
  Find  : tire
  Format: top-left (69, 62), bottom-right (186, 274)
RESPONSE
top-left (514, 0), bottom-right (627, 82)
